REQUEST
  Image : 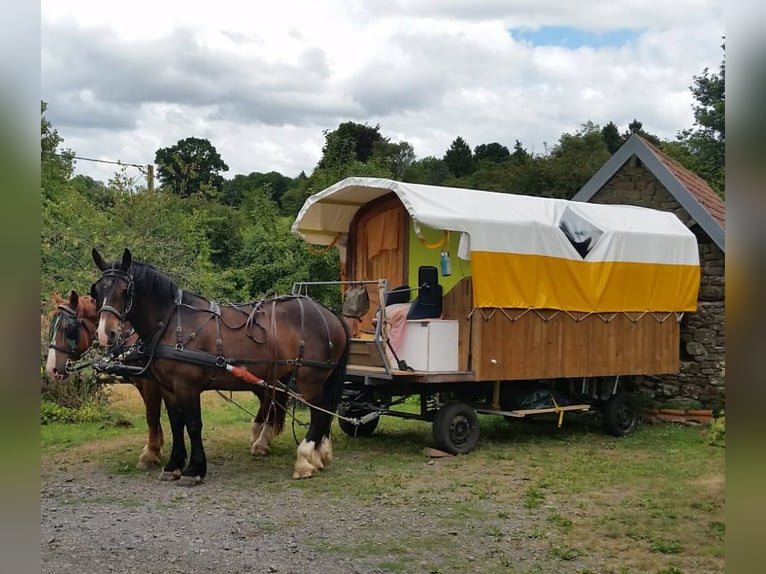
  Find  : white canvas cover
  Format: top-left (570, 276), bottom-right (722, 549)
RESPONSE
top-left (292, 177), bottom-right (700, 311)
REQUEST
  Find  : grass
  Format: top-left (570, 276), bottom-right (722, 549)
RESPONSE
top-left (41, 385), bottom-right (725, 573)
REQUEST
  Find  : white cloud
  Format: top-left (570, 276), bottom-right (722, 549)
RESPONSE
top-left (41, 0), bottom-right (724, 183)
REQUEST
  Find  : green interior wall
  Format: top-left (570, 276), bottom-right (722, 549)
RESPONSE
top-left (407, 220), bottom-right (471, 297)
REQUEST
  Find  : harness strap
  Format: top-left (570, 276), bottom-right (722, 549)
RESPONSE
top-left (212, 300), bottom-right (224, 357)
top-left (312, 299), bottom-right (334, 362)
top-left (176, 289), bottom-right (183, 347)
top-left (154, 344), bottom-right (228, 368)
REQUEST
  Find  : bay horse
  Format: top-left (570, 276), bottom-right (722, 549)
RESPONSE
top-left (45, 290), bottom-right (289, 469)
top-left (45, 289), bottom-right (165, 468)
top-left (90, 248), bottom-right (350, 483)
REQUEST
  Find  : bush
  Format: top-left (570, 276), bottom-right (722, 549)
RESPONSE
top-left (707, 411), bottom-right (725, 447)
top-left (41, 312), bottom-right (110, 409)
top-left (41, 400), bottom-right (109, 424)
top-left (41, 370), bottom-right (111, 410)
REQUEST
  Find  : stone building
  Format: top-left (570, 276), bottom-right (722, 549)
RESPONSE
top-left (573, 134), bottom-right (725, 409)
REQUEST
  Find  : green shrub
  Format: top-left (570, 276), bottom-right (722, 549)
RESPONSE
top-left (707, 411), bottom-right (725, 447)
top-left (41, 369), bottom-right (111, 410)
top-left (41, 400), bottom-right (110, 424)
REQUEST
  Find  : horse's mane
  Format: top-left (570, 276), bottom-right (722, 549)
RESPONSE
top-left (77, 294), bottom-right (98, 320)
top-left (129, 260), bottom-right (181, 301)
top-left (50, 291), bottom-right (97, 320)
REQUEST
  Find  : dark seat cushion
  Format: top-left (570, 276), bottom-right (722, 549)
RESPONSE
top-left (406, 284), bottom-right (443, 320)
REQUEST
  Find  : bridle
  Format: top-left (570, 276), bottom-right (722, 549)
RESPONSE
top-left (48, 303), bottom-right (97, 374)
top-left (91, 268), bottom-right (135, 322)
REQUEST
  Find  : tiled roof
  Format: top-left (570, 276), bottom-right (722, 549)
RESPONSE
top-left (638, 136), bottom-right (725, 229)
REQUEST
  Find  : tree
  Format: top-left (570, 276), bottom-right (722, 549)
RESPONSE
top-left (601, 121), bottom-right (623, 154)
top-left (509, 140), bottom-right (531, 166)
top-left (675, 41), bottom-right (725, 195)
top-left (547, 122), bottom-right (611, 198)
top-left (41, 101), bottom-right (75, 196)
top-left (402, 156), bottom-right (450, 186)
top-left (622, 119), bottom-right (662, 147)
top-left (443, 136), bottom-right (476, 178)
top-left (317, 122), bottom-right (384, 169)
top-left (371, 140), bottom-right (416, 179)
top-left (221, 171), bottom-right (293, 208)
top-left (154, 137), bottom-right (229, 200)
top-left (474, 142), bottom-right (510, 164)
top-left (70, 175), bottom-right (112, 209)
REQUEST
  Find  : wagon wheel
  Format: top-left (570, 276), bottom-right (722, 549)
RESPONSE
top-left (432, 401), bottom-right (479, 454)
top-left (337, 404), bottom-right (380, 437)
top-left (601, 392), bottom-right (639, 437)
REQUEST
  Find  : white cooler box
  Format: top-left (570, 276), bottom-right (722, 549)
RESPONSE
top-left (397, 319), bottom-right (459, 372)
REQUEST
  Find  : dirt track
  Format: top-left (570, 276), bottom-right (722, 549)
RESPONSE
top-left (40, 438), bottom-right (556, 574)
top-left (42, 462), bottom-right (392, 574)
top-left (41, 414), bottom-right (725, 574)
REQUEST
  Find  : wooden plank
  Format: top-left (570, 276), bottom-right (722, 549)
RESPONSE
top-left (441, 277), bottom-right (474, 372)
top-left (473, 310), bottom-right (680, 380)
top-left (475, 404), bottom-right (591, 417)
top-left (505, 405), bottom-right (591, 417)
top-left (347, 364), bottom-right (475, 383)
top-left (349, 339), bottom-right (387, 368)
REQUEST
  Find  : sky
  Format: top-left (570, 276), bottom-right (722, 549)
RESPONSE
top-left (41, 0), bottom-right (724, 185)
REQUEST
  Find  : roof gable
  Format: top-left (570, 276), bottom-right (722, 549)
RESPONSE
top-left (572, 134), bottom-right (725, 251)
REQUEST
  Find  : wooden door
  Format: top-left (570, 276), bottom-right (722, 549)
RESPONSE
top-left (347, 193), bottom-right (408, 335)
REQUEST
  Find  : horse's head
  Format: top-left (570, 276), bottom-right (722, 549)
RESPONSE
top-left (45, 290), bottom-right (98, 380)
top-left (91, 247), bottom-right (135, 347)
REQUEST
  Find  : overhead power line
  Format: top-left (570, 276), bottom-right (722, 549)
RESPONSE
top-left (43, 150), bottom-right (155, 190)
top-left (43, 150), bottom-right (148, 172)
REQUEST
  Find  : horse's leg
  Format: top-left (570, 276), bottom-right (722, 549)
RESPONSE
top-left (293, 408), bottom-right (334, 479)
top-left (292, 321), bottom-right (348, 480)
top-left (135, 379), bottom-right (165, 469)
top-left (293, 378), bottom-right (336, 479)
top-left (176, 385), bottom-right (206, 486)
top-left (249, 389), bottom-right (269, 456)
top-left (251, 387), bottom-right (290, 455)
top-left (159, 388), bottom-right (186, 481)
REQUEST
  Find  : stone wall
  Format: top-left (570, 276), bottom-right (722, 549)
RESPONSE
top-left (588, 159), bottom-right (725, 409)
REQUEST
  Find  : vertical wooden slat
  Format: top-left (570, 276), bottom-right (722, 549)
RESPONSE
top-left (473, 311), bottom-right (680, 380)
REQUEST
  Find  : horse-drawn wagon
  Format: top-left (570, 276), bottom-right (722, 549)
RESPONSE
top-left (291, 177), bottom-right (700, 454)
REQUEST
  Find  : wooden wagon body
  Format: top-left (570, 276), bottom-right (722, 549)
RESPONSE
top-left (292, 177), bottom-right (700, 452)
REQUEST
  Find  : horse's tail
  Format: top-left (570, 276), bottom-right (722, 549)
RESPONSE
top-left (270, 389), bottom-right (289, 437)
top-left (323, 311), bottom-right (351, 412)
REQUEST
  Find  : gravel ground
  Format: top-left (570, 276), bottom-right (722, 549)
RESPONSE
top-left (40, 443), bottom-right (560, 574)
top-left (41, 464), bottom-right (397, 574)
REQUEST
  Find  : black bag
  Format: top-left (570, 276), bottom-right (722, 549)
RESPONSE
top-left (342, 285), bottom-right (370, 318)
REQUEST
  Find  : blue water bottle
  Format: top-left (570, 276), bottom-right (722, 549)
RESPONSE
top-left (440, 250), bottom-right (452, 277)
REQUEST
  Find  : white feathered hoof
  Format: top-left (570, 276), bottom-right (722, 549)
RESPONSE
top-left (292, 439), bottom-right (317, 479)
top-left (317, 437), bottom-right (334, 468)
top-left (250, 424), bottom-right (273, 456)
top-left (159, 469), bottom-right (181, 481)
top-left (250, 441), bottom-right (270, 456)
top-left (250, 420), bottom-right (264, 445)
top-left (177, 474), bottom-right (203, 487)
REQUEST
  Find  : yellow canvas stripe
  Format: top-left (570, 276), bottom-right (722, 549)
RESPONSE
top-left (470, 251), bottom-right (700, 312)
